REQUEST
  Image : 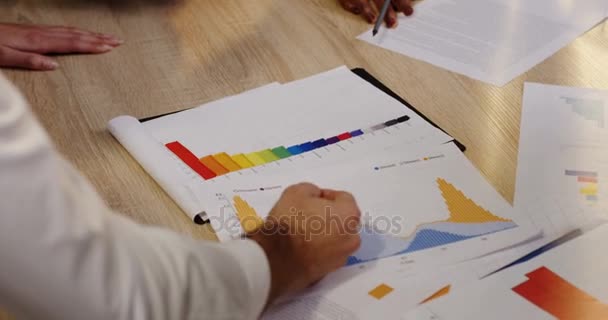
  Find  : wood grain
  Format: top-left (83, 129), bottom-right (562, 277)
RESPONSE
top-left (0, 1), bottom-right (607, 318)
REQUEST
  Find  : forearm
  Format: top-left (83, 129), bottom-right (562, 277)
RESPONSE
top-left (0, 74), bottom-right (270, 320)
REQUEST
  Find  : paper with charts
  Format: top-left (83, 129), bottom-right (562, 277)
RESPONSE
top-left (108, 67), bottom-right (453, 222)
top-left (404, 223), bottom-right (608, 320)
top-left (516, 83), bottom-right (608, 235)
top-left (203, 144), bottom-right (537, 272)
top-left (359, 0), bottom-right (608, 86)
top-left (201, 144), bottom-right (538, 319)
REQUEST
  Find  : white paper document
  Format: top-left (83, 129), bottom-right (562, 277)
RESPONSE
top-left (108, 66), bottom-right (453, 221)
top-left (404, 223), bottom-right (608, 320)
top-left (359, 0), bottom-right (607, 86)
top-left (198, 143), bottom-right (538, 319)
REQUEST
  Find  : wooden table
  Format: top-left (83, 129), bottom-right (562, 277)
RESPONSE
top-left (1, 1), bottom-right (607, 318)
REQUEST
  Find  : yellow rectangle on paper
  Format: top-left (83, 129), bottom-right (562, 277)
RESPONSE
top-left (369, 284), bottom-right (394, 300)
top-left (580, 183), bottom-right (598, 196)
top-left (245, 152), bottom-right (267, 166)
top-left (257, 149), bottom-right (280, 163)
top-left (231, 154), bottom-right (254, 168)
top-left (213, 152), bottom-right (241, 172)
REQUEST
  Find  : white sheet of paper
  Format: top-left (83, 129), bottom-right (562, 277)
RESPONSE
top-left (358, 0), bottom-right (607, 86)
top-left (108, 66), bottom-right (453, 220)
top-left (403, 223), bottom-right (608, 320)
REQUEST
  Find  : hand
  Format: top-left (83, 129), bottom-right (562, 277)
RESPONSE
top-left (248, 183), bottom-right (362, 303)
top-left (339, 0), bottom-right (414, 28)
top-left (0, 23), bottom-right (123, 71)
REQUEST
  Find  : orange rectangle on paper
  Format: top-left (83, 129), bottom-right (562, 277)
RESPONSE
top-left (512, 266), bottom-right (608, 319)
top-left (578, 176), bottom-right (598, 183)
top-left (369, 283), bottom-right (394, 300)
top-left (200, 155), bottom-right (229, 176)
top-left (213, 152), bottom-right (241, 172)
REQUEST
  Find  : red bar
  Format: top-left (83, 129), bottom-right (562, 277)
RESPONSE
top-left (165, 141), bottom-right (216, 180)
top-left (578, 176), bottom-right (598, 183)
top-left (337, 132), bottom-right (352, 140)
top-left (512, 266), bottom-right (608, 319)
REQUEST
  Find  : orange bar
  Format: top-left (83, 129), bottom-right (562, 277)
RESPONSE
top-left (213, 152), bottom-right (241, 172)
top-left (512, 266), bottom-right (608, 319)
top-left (200, 155), bottom-right (229, 176)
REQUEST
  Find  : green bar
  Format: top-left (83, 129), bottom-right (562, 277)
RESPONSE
top-left (257, 149), bottom-right (280, 163)
top-left (271, 146), bottom-right (292, 159)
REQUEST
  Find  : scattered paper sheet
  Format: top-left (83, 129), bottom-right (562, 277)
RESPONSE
top-left (359, 0), bottom-right (607, 86)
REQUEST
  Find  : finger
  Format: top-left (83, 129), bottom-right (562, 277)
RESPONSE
top-left (392, 0), bottom-right (414, 16)
top-left (284, 182), bottom-right (322, 198)
top-left (373, 0), bottom-right (398, 27)
top-left (40, 30), bottom-right (123, 47)
top-left (320, 189), bottom-right (339, 201)
top-left (339, 0), bottom-right (376, 23)
top-left (0, 46), bottom-right (58, 70)
top-left (43, 26), bottom-right (121, 42)
top-left (29, 35), bottom-right (115, 54)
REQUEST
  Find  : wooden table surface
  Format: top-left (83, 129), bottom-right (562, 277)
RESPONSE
top-left (1, 1), bottom-right (607, 318)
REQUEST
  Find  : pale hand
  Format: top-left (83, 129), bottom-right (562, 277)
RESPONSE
top-left (0, 23), bottom-right (122, 71)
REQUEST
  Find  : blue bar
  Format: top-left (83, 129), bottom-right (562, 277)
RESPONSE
top-left (312, 139), bottom-right (328, 149)
top-left (587, 195), bottom-right (599, 201)
top-left (287, 145), bottom-right (303, 155)
top-left (298, 142), bottom-right (314, 152)
top-left (350, 130), bottom-right (364, 137)
top-left (565, 170), bottom-right (598, 177)
top-left (326, 136), bottom-right (340, 144)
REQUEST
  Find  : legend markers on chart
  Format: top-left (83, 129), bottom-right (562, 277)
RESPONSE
top-left (565, 169), bottom-right (599, 204)
top-left (165, 115), bottom-right (410, 180)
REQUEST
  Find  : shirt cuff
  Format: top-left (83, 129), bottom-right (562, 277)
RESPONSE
top-left (222, 238), bottom-right (271, 318)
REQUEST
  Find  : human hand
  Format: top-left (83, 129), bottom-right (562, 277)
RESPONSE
top-left (339, 0), bottom-right (414, 28)
top-left (248, 183), bottom-right (362, 304)
top-left (0, 23), bottom-right (123, 71)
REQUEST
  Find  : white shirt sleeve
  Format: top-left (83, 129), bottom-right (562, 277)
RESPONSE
top-left (0, 73), bottom-right (270, 320)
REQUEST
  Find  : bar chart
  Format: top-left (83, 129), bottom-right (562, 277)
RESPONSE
top-left (165, 115), bottom-right (410, 180)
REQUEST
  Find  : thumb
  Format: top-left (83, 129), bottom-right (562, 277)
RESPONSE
top-left (0, 46), bottom-right (58, 70)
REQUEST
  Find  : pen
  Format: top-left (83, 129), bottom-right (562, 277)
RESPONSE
top-left (372, 0), bottom-right (392, 36)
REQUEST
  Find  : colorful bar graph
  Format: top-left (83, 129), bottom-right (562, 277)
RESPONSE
top-left (325, 136), bottom-right (340, 144)
top-left (287, 145), bottom-right (304, 155)
top-left (165, 141), bottom-right (216, 180)
top-left (200, 155), bottom-right (229, 176)
top-left (213, 152), bottom-right (241, 172)
top-left (168, 115), bottom-right (412, 180)
top-left (350, 129), bottom-right (364, 137)
top-left (245, 152), bottom-right (267, 166)
top-left (299, 142), bottom-right (315, 152)
top-left (512, 266), bottom-right (608, 319)
top-left (257, 149), bottom-right (280, 163)
top-left (271, 146), bottom-right (292, 159)
top-left (231, 154), bottom-right (254, 168)
top-left (337, 132), bottom-right (352, 140)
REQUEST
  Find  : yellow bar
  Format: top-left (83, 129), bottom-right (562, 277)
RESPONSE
top-left (213, 152), bottom-right (241, 172)
top-left (231, 154), bottom-right (254, 168)
top-left (245, 152), bottom-right (267, 166)
top-left (257, 149), bottom-right (280, 163)
top-left (233, 196), bottom-right (264, 233)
